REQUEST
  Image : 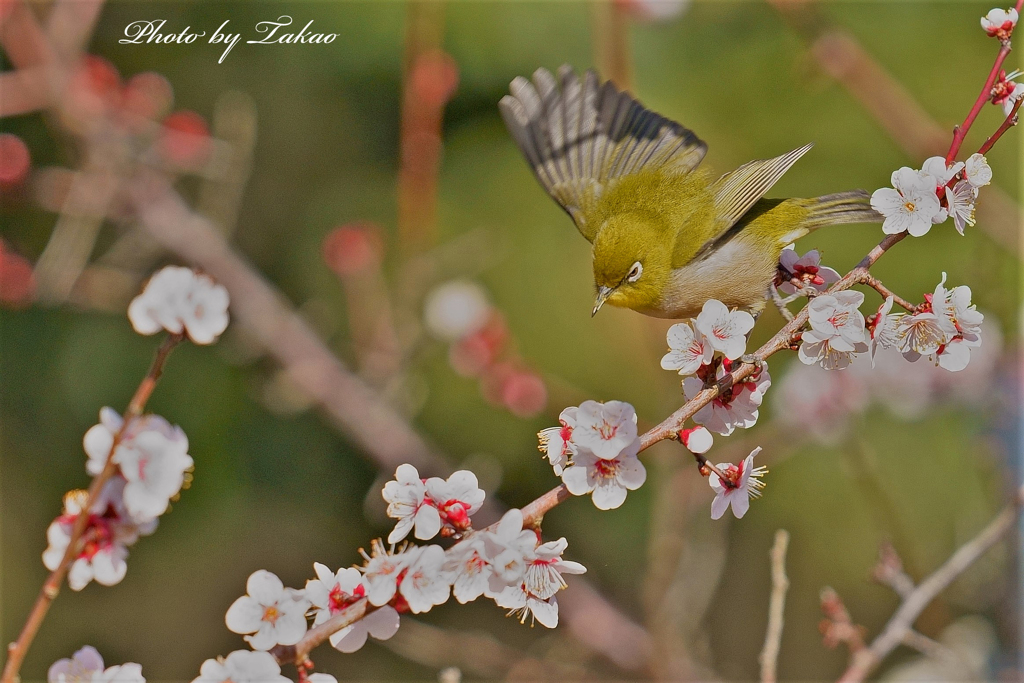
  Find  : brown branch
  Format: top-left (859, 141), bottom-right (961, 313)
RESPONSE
top-left (1, 333), bottom-right (182, 683)
top-left (856, 274), bottom-right (918, 312)
top-left (759, 530), bottom-right (791, 683)
top-left (837, 486), bottom-right (1024, 682)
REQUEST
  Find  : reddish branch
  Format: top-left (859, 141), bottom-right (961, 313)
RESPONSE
top-left (1, 333), bottom-right (182, 683)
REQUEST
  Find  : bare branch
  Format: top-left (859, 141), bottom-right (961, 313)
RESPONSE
top-left (759, 529), bottom-right (791, 683)
top-left (837, 487), bottom-right (1024, 682)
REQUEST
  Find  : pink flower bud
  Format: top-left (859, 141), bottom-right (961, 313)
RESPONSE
top-left (159, 110), bottom-right (210, 167)
top-left (322, 222), bottom-right (384, 277)
top-left (0, 133), bottom-right (30, 186)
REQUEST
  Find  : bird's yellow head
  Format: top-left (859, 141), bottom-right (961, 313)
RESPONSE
top-left (591, 213), bottom-right (673, 316)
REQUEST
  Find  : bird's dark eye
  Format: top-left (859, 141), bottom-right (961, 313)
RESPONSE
top-left (627, 261), bottom-right (643, 283)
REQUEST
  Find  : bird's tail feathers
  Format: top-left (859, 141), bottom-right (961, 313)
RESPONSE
top-left (803, 191), bottom-right (882, 230)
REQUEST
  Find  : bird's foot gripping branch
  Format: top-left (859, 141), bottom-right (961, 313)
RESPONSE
top-left (4, 4), bottom-right (1024, 683)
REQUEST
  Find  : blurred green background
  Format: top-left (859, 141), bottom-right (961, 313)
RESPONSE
top-left (1, 1), bottom-right (1021, 680)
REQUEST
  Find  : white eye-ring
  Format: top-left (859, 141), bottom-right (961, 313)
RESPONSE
top-left (626, 261), bottom-right (643, 283)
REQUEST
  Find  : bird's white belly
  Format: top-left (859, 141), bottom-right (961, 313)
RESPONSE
top-left (644, 240), bottom-right (777, 319)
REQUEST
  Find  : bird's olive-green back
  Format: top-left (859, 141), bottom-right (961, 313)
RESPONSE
top-left (590, 167), bottom-right (721, 269)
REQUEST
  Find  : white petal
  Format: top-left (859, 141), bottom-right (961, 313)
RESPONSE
top-left (591, 480), bottom-right (628, 510)
top-left (710, 492), bottom-right (730, 520)
top-left (329, 623), bottom-right (369, 653)
top-left (225, 596), bottom-right (263, 634)
top-left (364, 605), bottom-right (401, 640)
top-left (413, 504), bottom-right (442, 540)
top-left (616, 457), bottom-right (647, 490)
top-left (561, 465), bottom-right (595, 496)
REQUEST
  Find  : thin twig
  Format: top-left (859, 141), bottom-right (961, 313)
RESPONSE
top-left (978, 95), bottom-right (1022, 155)
top-left (1, 333), bottom-right (182, 683)
top-left (837, 486), bottom-right (1024, 682)
top-left (759, 529), bottom-right (791, 683)
top-left (856, 273), bottom-right (918, 312)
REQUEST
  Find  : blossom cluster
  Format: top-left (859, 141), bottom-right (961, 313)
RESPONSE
top-left (199, 468), bottom-right (587, 680)
top-left (382, 465), bottom-right (485, 543)
top-left (128, 266), bottom-right (230, 344)
top-left (871, 274), bottom-right (985, 371)
top-left (44, 407), bottom-right (193, 592)
top-left (42, 266), bottom-right (227, 591)
top-left (538, 400), bottom-right (646, 510)
top-left (659, 299), bottom-right (770, 437)
top-left (870, 155), bottom-right (990, 237)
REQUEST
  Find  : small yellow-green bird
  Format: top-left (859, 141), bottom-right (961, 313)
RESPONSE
top-left (499, 66), bottom-right (881, 319)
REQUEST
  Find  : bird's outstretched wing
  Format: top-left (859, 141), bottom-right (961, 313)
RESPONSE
top-left (499, 65), bottom-right (707, 242)
top-left (687, 143), bottom-right (814, 263)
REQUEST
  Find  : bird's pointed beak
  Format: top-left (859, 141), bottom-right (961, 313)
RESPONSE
top-left (592, 286), bottom-right (613, 317)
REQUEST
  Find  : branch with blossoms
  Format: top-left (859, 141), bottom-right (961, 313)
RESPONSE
top-left (175, 7), bottom-right (1024, 677)
top-left (3, 3), bottom-right (1022, 683)
top-left (2, 267), bottom-right (229, 682)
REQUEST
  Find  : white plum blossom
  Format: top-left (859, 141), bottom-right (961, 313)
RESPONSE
top-left (49, 646), bottom-right (105, 683)
top-left (683, 361), bottom-right (771, 436)
top-left (224, 570), bottom-right (310, 651)
top-left (443, 536), bottom-right (496, 604)
top-left (443, 512), bottom-right (545, 604)
top-left (945, 181), bottom-right (978, 236)
top-left (571, 400), bottom-right (639, 460)
top-left (478, 509), bottom-right (537, 596)
top-left (537, 407), bottom-right (577, 475)
top-left (383, 465), bottom-right (484, 543)
top-left (868, 296), bottom-right (903, 366)
top-left (382, 464), bottom-right (436, 543)
top-left (305, 563), bottom-right (399, 653)
top-left (83, 409), bottom-right (192, 523)
top-left (423, 280), bottom-right (491, 341)
top-left (981, 7), bottom-right (1018, 36)
top-left (661, 321), bottom-right (713, 375)
top-left (896, 273), bottom-right (984, 370)
top-left (493, 537), bottom-right (586, 628)
top-left (118, 427), bottom-right (192, 522)
top-left (694, 299), bottom-right (755, 360)
top-left (359, 539), bottom-right (418, 606)
top-left (964, 153), bottom-right (992, 188)
top-left (871, 167), bottom-right (943, 236)
top-left (43, 481), bottom-right (156, 591)
top-left (919, 156), bottom-right (965, 224)
top-left (128, 266), bottom-right (229, 344)
top-left (798, 291), bottom-right (870, 370)
top-left (897, 312), bottom-right (947, 359)
top-left (398, 544), bottom-right (451, 614)
top-left (709, 447), bottom-right (767, 520)
top-left (679, 426), bottom-right (713, 454)
top-left (934, 274), bottom-right (984, 343)
top-left (424, 470), bottom-right (485, 536)
top-left (192, 651), bottom-right (290, 683)
top-left (561, 444), bottom-right (646, 510)
top-left (778, 248), bottom-right (841, 295)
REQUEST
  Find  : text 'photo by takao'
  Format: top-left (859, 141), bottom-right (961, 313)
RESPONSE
top-left (0, 1), bottom-right (1021, 682)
